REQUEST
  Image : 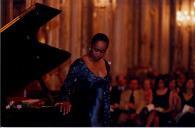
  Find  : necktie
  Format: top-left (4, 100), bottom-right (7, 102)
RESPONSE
top-left (129, 90), bottom-right (135, 103)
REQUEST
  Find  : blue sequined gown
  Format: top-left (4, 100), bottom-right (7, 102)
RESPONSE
top-left (60, 58), bottom-right (110, 126)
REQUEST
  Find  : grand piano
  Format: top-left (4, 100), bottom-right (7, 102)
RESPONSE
top-left (1, 3), bottom-right (72, 126)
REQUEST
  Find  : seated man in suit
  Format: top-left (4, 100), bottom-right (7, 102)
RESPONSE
top-left (118, 77), bottom-right (144, 126)
top-left (110, 74), bottom-right (127, 126)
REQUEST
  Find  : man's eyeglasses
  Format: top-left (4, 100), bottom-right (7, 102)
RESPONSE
top-left (92, 47), bottom-right (106, 53)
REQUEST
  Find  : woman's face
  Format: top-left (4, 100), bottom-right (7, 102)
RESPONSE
top-left (169, 80), bottom-right (176, 90)
top-left (90, 41), bottom-right (107, 61)
top-left (129, 80), bottom-right (139, 90)
top-left (186, 79), bottom-right (194, 90)
top-left (158, 79), bottom-right (165, 89)
top-left (143, 79), bottom-right (151, 90)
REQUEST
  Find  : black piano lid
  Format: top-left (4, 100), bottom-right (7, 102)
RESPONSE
top-left (0, 3), bottom-right (61, 33)
top-left (1, 3), bottom-right (71, 96)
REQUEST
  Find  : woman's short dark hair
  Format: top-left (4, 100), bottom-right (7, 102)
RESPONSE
top-left (91, 33), bottom-right (109, 48)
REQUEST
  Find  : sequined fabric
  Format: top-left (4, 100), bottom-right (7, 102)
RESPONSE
top-left (60, 58), bottom-right (110, 126)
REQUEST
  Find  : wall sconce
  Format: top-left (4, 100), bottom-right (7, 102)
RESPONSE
top-left (93, 0), bottom-right (114, 8)
top-left (176, 11), bottom-right (195, 26)
top-left (194, 1), bottom-right (195, 7)
top-left (176, 1), bottom-right (195, 26)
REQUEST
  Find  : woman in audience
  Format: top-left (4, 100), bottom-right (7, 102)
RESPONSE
top-left (177, 78), bottom-right (195, 126)
top-left (142, 79), bottom-right (153, 105)
top-left (146, 78), bottom-right (170, 126)
top-left (159, 78), bottom-right (181, 126)
top-left (139, 78), bottom-right (153, 125)
top-left (168, 79), bottom-right (181, 113)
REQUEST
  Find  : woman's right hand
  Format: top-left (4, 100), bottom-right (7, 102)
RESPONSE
top-left (55, 101), bottom-right (72, 115)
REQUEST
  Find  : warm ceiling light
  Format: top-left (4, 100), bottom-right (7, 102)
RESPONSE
top-left (94, 0), bottom-right (110, 8)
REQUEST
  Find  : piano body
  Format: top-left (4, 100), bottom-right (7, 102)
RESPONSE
top-left (1, 3), bottom-right (72, 126)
